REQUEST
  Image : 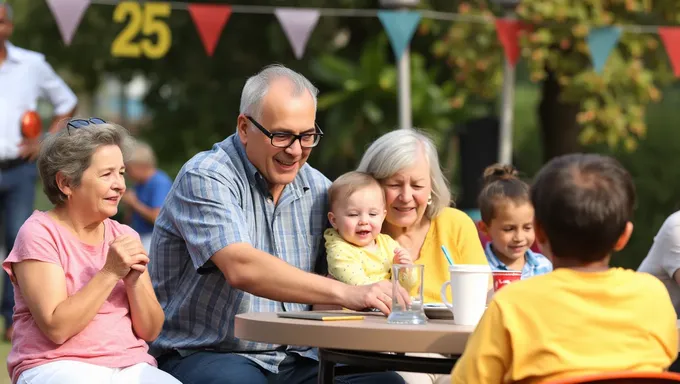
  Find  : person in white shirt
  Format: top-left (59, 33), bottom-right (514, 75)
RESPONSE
top-left (638, 210), bottom-right (680, 318)
top-left (0, 3), bottom-right (77, 341)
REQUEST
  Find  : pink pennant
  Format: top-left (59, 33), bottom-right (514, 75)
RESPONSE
top-left (46, 0), bottom-right (90, 46)
top-left (274, 8), bottom-right (321, 60)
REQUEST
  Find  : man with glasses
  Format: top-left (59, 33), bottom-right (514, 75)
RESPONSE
top-left (0, 2), bottom-right (77, 341)
top-left (148, 64), bottom-right (404, 384)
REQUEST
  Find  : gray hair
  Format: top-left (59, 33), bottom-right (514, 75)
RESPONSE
top-left (357, 128), bottom-right (451, 219)
top-left (239, 64), bottom-right (319, 120)
top-left (126, 139), bottom-right (156, 167)
top-left (1, 3), bottom-right (12, 22)
top-left (38, 122), bottom-right (132, 206)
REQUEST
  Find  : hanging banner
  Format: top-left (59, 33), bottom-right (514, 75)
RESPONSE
top-left (586, 26), bottom-right (622, 74)
top-left (659, 27), bottom-right (680, 78)
top-left (377, 10), bottom-right (421, 61)
top-left (46, 0), bottom-right (91, 46)
top-left (188, 4), bottom-right (232, 57)
top-left (274, 8), bottom-right (321, 60)
top-left (495, 19), bottom-right (530, 67)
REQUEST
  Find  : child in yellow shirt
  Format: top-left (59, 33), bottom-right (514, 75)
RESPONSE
top-left (452, 154), bottom-right (678, 384)
top-left (325, 171), bottom-right (412, 286)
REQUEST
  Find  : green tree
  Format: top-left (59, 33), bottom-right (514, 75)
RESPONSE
top-left (427, 0), bottom-right (680, 160)
top-left (308, 34), bottom-right (462, 179)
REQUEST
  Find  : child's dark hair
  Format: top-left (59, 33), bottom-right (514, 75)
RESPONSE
top-left (531, 153), bottom-right (635, 263)
top-left (478, 164), bottom-right (531, 224)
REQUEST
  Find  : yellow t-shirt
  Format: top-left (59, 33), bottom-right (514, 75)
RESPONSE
top-left (415, 207), bottom-right (488, 303)
top-left (325, 228), bottom-right (401, 286)
top-left (451, 268), bottom-right (679, 384)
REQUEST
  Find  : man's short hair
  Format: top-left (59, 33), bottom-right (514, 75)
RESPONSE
top-left (328, 171), bottom-right (383, 211)
top-left (531, 153), bottom-right (636, 263)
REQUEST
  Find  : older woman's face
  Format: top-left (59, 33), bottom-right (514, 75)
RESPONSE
top-left (69, 145), bottom-right (126, 220)
top-left (382, 153), bottom-right (431, 228)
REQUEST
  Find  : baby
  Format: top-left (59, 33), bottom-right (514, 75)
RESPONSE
top-left (325, 171), bottom-right (412, 286)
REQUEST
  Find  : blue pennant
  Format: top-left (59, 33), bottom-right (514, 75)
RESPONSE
top-left (586, 27), bottom-right (622, 74)
top-left (377, 10), bottom-right (422, 61)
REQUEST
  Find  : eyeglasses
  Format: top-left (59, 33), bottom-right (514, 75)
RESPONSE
top-left (245, 115), bottom-right (323, 149)
top-left (66, 117), bottom-right (106, 135)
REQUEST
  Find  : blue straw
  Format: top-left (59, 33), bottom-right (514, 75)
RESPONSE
top-left (441, 245), bottom-right (454, 266)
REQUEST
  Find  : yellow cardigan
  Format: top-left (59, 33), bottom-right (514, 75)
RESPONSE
top-left (415, 207), bottom-right (487, 303)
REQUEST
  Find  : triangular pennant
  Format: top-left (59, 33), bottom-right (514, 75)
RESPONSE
top-left (45, 0), bottom-right (90, 46)
top-left (377, 10), bottom-right (422, 61)
top-left (586, 27), bottom-right (622, 74)
top-left (494, 19), bottom-right (530, 67)
top-left (274, 8), bottom-right (320, 60)
top-left (659, 27), bottom-right (680, 78)
top-left (188, 4), bottom-right (232, 57)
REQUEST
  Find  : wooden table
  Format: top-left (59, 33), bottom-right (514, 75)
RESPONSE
top-left (234, 311), bottom-right (473, 383)
top-left (236, 313), bottom-right (680, 384)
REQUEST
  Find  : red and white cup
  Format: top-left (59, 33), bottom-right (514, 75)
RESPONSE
top-left (492, 270), bottom-right (522, 292)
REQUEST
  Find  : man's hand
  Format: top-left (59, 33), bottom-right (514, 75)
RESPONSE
top-left (393, 248), bottom-right (413, 265)
top-left (340, 280), bottom-right (410, 315)
top-left (18, 138), bottom-right (41, 161)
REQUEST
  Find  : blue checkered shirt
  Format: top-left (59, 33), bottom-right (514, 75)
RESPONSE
top-left (148, 134), bottom-right (331, 373)
top-left (484, 242), bottom-right (553, 279)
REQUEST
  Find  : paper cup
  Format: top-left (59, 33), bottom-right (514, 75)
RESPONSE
top-left (492, 270), bottom-right (522, 292)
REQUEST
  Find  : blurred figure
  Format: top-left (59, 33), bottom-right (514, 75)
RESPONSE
top-left (121, 140), bottom-right (172, 252)
top-left (0, 2), bottom-right (77, 340)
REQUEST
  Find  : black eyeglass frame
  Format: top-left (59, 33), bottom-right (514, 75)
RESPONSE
top-left (66, 117), bottom-right (107, 135)
top-left (245, 115), bottom-right (324, 149)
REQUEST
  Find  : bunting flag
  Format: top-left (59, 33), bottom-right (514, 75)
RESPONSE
top-left (274, 8), bottom-right (321, 60)
top-left (188, 4), bottom-right (232, 57)
top-left (659, 27), bottom-right (680, 78)
top-left (377, 10), bottom-right (422, 61)
top-left (586, 26), bottom-right (622, 74)
top-left (495, 19), bottom-right (530, 67)
top-left (46, 0), bottom-right (91, 46)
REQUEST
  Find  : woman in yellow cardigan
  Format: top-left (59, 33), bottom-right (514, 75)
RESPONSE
top-left (357, 128), bottom-right (488, 384)
top-left (357, 128), bottom-right (488, 303)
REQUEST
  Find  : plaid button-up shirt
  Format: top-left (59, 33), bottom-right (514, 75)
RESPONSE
top-left (484, 242), bottom-right (553, 279)
top-left (148, 134), bottom-right (331, 373)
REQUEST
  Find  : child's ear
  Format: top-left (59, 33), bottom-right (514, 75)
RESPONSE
top-left (328, 212), bottom-right (337, 229)
top-left (613, 221), bottom-right (634, 252)
top-left (533, 220), bottom-right (551, 260)
top-left (478, 220), bottom-right (489, 236)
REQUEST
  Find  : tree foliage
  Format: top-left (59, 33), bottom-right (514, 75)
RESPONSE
top-left (429, 0), bottom-right (680, 153)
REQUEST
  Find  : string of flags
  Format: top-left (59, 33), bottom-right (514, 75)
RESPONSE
top-left (44, 0), bottom-right (680, 77)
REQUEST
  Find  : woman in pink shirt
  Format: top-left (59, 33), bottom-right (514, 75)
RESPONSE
top-left (3, 119), bottom-right (181, 384)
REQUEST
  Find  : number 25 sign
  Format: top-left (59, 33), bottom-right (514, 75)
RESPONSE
top-left (111, 2), bottom-right (172, 59)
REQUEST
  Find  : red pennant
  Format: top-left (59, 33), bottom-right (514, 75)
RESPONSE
top-left (188, 4), bottom-right (232, 57)
top-left (495, 19), bottom-right (531, 67)
top-left (659, 27), bottom-right (680, 78)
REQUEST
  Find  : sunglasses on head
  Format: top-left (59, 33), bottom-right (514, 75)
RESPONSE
top-left (66, 118), bottom-right (107, 135)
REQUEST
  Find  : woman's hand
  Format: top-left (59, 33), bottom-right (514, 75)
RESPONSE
top-left (103, 235), bottom-right (149, 280)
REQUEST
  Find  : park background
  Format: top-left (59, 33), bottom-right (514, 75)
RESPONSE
top-left (3, 0), bottom-right (680, 380)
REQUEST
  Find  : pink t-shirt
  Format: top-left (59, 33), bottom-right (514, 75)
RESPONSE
top-left (2, 211), bottom-right (157, 382)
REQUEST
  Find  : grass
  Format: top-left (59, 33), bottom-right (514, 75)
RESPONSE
top-left (0, 340), bottom-right (9, 383)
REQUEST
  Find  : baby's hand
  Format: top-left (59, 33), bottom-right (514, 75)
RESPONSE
top-left (393, 248), bottom-right (413, 265)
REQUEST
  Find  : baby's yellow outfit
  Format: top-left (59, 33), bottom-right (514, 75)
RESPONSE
top-left (325, 228), bottom-right (401, 286)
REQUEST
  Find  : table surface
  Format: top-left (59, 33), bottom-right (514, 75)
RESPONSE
top-left (235, 311), bottom-right (475, 354)
top-left (235, 312), bottom-right (680, 355)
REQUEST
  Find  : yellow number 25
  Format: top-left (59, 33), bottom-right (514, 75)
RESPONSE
top-left (111, 2), bottom-right (171, 59)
